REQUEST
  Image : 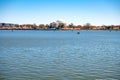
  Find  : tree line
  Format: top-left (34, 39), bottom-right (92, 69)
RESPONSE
top-left (0, 22), bottom-right (120, 30)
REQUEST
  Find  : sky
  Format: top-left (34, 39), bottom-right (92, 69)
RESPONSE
top-left (0, 0), bottom-right (120, 25)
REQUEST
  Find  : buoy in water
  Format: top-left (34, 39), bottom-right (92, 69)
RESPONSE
top-left (77, 32), bottom-right (80, 34)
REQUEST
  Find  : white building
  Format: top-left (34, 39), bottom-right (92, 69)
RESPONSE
top-left (49, 20), bottom-right (66, 29)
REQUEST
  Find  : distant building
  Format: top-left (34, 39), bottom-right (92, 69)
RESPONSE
top-left (0, 23), bottom-right (19, 29)
top-left (56, 20), bottom-right (66, 26)
top-left (0, 23), bottom-right (19, 26)
top-left (0, 23), bottom-right (11, 26)
top-left (49, 20), bottom-right (66, 29)
top-left (49, 22), bottom-right (58, 29)
top-left (113, 25), bottom-right (120, 30)
top-left (21, 24), bottom-right (33, 29)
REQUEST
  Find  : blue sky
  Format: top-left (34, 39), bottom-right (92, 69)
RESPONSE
top-left (0, 0), bottom-right (120, 25)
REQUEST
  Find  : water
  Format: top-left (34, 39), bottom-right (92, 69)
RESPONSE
top-left (0, 30), bottom-right (120, 80)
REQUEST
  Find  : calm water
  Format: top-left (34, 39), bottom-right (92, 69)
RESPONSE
top-left (0, 30), bottom-right (120, 80)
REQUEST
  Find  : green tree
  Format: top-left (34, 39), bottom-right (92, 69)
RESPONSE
top-left (56, 23), bottom-right (65, 30)
top-left (69, 23), bottom-right (74, 28)
top-left (83, 23), bottom-right (91, 30)
top-left (32, 24), bottom-right (37, 30)
top-left (39, 24), bottom-right (46, 29)
top-left (77, 25), bottom-right (82, 28)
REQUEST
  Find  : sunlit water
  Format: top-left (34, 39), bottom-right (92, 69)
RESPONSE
top-left (0, 30), bottom-right (120, 80)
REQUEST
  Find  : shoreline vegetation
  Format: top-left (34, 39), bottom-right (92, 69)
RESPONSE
top-left (0, 29), bottom-right (120, 31)
top-left (0, 20), bottom-right (120, 30)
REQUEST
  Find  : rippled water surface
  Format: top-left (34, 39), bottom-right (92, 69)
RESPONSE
top-left (0, 30), bottom-right (120, 80)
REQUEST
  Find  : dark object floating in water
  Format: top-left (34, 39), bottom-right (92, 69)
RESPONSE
top-left (77, 32), bottom-right (80, 34)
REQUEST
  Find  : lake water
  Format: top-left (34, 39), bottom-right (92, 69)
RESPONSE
top-left (0, 30), bottom-right (120, 80)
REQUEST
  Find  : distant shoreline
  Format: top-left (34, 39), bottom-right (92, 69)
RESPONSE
top-left (0, 29), bottom-right (119, 31)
